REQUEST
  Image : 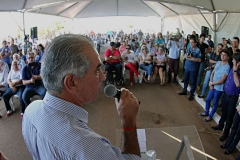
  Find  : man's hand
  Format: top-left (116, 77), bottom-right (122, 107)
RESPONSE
top-left (209, 81), bottom-right (213, 88)
top-left (31, 76), bottom-right (37, 84)
top-left (233, 59), bottom-right (238, 71)
top-left (11, 86), bottom-right (17, 92)
top-left (115, 88), bottom-right (139, 128)
top-left (237, 105), bottom-right (240, 115)
top-left (0, 151), bottom-right (8, 160)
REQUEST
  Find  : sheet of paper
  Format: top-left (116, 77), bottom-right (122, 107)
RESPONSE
top-left (139, 141), bottom-right (147, 153)
top-left (137, 129), bottom-right (146, 141)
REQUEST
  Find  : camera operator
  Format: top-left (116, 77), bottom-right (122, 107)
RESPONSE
top-left (167, 36), bottom-right (183, 84)
top-left (227, 37), bottom-right (240, 68)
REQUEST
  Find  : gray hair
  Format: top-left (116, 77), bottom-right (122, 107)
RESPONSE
top-left (41, 34), bottom-right (94, 95)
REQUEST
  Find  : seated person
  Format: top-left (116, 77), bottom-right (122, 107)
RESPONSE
top-left (139, 46), bottom-right (153, 83)
top-left (22, 52), bottom-right (46, 106)
top-left (121, 45), bottom-right (142, 86)
top-left (0, 55), bottom-right (9, 73)
top-left (13, 53), bottom-right (26, 69)
top-left (153, 48), bottom-right (167, 85)
top-left (104, 42), bottom-right (122, 85)
top-left (0, 61), bottom-right (8, 95)
top-left (2, 60), bottom-right (25, 118)
top-left (33, 48), bottom-right (41, 63)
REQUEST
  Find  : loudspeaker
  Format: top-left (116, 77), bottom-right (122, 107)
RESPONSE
top-left (201, 26), bottom-right (209, 37)
top-left (31, 27), bottom-right (38, 39)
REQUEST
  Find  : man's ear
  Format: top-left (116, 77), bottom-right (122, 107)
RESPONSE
top-left (63, 74), bottom-right (77, 93)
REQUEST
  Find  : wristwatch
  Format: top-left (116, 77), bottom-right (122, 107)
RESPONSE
top-left (234, 70), bottom-right (238, 72)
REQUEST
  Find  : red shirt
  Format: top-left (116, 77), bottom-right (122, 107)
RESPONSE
top-left (104, 49), bottom-right (121, 63)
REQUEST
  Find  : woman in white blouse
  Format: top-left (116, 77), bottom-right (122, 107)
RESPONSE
top-left (122, 45), bottom-right (142, 86)
top-left (153, 48), bottom-right (168, 85)
top-left (139, 45), bottom-right (153, 83)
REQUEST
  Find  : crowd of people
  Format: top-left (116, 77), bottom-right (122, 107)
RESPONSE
top-left (0, 29), bottom-right (240, 159)
top-left (100, 29), bottom-right (240, 157)
top-left (0, 35), bottom-right (47, 118)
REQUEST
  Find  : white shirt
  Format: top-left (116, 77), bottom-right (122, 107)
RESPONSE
top-left (167, 40), bottom-right (183, 59)
top-left (8, 69), bottom-right (22, 87)
top-left (122, 51), bottom-right (138, 63)
top-left (139, 52), bottom-right (152, 64)
top-left (0, 69), bottom-right (8, 92)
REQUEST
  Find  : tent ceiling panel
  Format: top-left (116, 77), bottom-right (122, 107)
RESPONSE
top-left (162, 2), bottom-right (201, 15)
top-left (34, 2), bottom-right (77, 16)
top-left (24, 0), bottom-right (71, 10)
top-left (74, 0), bottom-right (117, 18)
top-left (143, 1), bottom-right (177, 17)
top-left (213, 0), bottom-right (240, 12)
top-left (118, 0), bottom-right (159, 17)
top-left (0, 0), bottom-right (25, 11)
top-left (144, 0), bottom-right (213, 11)
top-left (59, 1), bottom-right (91, 18)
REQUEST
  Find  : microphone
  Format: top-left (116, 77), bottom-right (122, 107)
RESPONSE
top-left (104, 84), bottom-right (140, 104)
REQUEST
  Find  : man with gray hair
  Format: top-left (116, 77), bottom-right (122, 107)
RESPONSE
top-left (22, 34), bottom-right (141, 159)
top-left (21, 52), bottom-right (46, 106)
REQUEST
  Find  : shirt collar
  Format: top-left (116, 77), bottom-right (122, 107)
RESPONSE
top-left (43, 92), bottom-right (88, 124)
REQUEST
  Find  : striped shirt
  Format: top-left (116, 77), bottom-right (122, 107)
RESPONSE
top-left (22, 92), bottom-right (140, 160)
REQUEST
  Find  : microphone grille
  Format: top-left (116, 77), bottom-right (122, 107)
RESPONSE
top-left (104, 84), bottom-right (117, 97)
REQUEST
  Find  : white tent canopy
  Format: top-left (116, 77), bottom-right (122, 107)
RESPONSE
top-left (0, 0), bottom-right (240, 43)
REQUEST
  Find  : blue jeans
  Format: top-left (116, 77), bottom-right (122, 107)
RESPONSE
top-left (105, 63), bottom-right (122, 82)
top-left (22, 85), bottom-right (46, 106)
top-left (183, 69), bottom-right (197, 96)
top-left (201, 69), bottom-right (212, 96)
top-left (197, 60), bottom-right (205, 86)
top-left (140, 64), bottom-right (153, 78)
top-left (97, 44), bottom-right (101, 53)
top-left (219, 92), bottom-right (238, 135)
top-left (2, 86), bottom-right (25, 113)
top-left (205, 89), bottom-right (223, 118)
top-left (224, 112), bottom-right (240, 153)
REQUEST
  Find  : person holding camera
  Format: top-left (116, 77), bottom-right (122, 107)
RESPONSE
top-left (178, 38), bottom-right (201, 101)
top-left (167, 36), bottom-right (183, 84)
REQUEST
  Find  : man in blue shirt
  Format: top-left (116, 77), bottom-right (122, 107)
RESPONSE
top-left (179, 38), bottom-right (201, 101)
top-left (22, 52), bottom-right (46, 107)
top-left (0, 40), bottom-right (12, 69)
top-left (22, 34), bottom-right (141, 159)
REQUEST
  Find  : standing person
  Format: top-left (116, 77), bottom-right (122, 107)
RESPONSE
top-left (167, 37), bottom-right (183, 84)
top-left (155, 32), bottom-right (165, 50)
top-left (178, 38), bottom-right (201, 101)
top-left (227, 37), bottom-right (240, 68)
top-left (198, 44), bottom-right (223, 98)
top-left (207, 35), bottom-right (214, 50)
top-left (196, 33), bottom-right (212, 91)
top-left (212, 53), bottom-right (240, 141)
top-left (96, 34), bottom-right (102, 53)
top-left (0, 40), bottom-right (12, 69)
top-left (22, 34), bottom-right (141, 159)
top-left (220, 101), bottom-right (240, 155)
top-left (198, 50), bottom-right (230, 122)
top-left (37, 44), bottom-right (44, 62)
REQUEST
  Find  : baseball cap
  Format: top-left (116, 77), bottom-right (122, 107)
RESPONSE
top-left (110, 42), bottom-right (116, 46)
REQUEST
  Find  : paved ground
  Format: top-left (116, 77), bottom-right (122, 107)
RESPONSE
top-left (0, 44), bottom-right (239, 160)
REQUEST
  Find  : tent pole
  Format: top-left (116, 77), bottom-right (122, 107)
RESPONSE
top-left (23, 11), bottom-right (26, 36)
top-left (213, 12), bottom-right (217, 45)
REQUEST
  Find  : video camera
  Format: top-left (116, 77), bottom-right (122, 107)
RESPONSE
top-left (169, 28), bottom-right (182, 41)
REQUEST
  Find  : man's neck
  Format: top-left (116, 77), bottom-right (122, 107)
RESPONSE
top-left (221, 60), bottom-right (228, 65)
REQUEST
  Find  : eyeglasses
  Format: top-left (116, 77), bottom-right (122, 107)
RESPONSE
top-left (28, 57), bottom-right (34, 59)
top-left (142, 49), bottom-right (146, 50)
top-left (126, 48), bottom-right (130, 50)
